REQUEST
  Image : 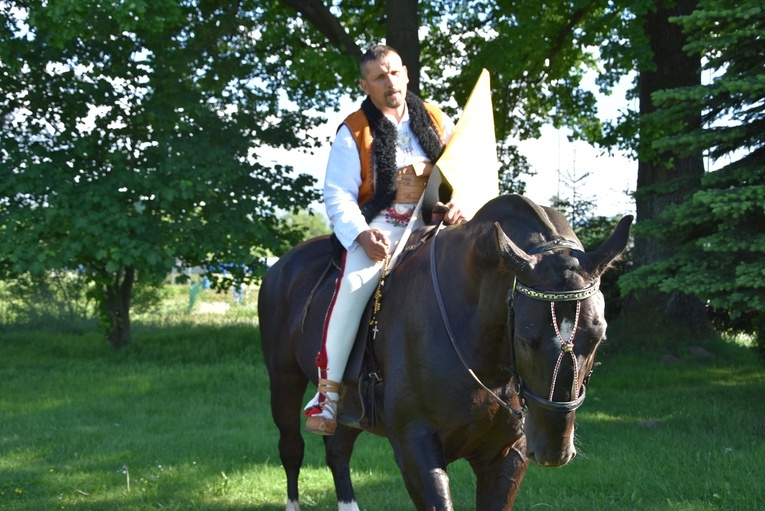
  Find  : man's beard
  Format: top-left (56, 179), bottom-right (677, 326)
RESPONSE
top-left (385, 90), bottom-right (404, 109)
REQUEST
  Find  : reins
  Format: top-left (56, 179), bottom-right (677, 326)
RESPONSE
top-left (430, 225), bottom-right (526, 421)
top-left (430, 226), bottom-right (600, 426)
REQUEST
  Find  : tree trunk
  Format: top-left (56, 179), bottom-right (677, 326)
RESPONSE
top-left (629, 0), bottom-right (710, 337)
top-left (106, 266), bottom-right (135, 349)
top-left (386, 0), bottom-right (420, 95)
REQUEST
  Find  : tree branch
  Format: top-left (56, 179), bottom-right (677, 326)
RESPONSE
top-left (546, 0), bottom-right (599, 66)
top-left (278, 0), bottom-right (362, 60)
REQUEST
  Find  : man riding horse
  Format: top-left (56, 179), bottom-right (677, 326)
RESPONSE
top-left (303, 44), bottom-right (468, 435)
top-left (260, 46), bottom-right (634, 510)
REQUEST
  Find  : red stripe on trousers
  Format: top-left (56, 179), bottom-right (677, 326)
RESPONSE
top-left (315, 249), bottom-right (347, 403)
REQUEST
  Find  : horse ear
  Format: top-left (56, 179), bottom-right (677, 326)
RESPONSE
top-left (494, 222), bottom-right (535, 279)
top-left (582, 215), bottom-right (634, 277)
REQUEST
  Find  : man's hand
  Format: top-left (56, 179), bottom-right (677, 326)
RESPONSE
top-left (436, 201), bottom-right (467, 225)
top-left (356, 228), bottom-right (390, 262)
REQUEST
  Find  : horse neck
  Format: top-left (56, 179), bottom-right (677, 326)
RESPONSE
top-left (454, 233), bottom-right (516, 383)
top-left (477, 271), bottom-right (515, 362)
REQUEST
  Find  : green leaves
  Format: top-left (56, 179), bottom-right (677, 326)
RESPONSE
top-left (420, 1), bottom-right (624, 191)
top-left (621, 149), bottom-right (765, 317)
top-left (0, 0), bottom-right (319, 344)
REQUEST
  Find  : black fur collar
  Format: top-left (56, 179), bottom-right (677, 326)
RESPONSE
top-left (358, 92), bottom-right (444, 223)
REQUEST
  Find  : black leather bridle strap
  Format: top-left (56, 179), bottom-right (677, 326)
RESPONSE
top-left (430, 224), bottom-right (526, 421)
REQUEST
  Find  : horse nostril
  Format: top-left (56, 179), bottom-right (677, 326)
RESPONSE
top-left (560, 447), bottom-right (577, 466)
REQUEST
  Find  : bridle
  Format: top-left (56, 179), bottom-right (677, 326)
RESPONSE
top-left (430, 231), bottom-right (600, 427)
top-left (507, 238), bottom-right (601, 417)
top-left (508, 278), bottom-right (599, 413)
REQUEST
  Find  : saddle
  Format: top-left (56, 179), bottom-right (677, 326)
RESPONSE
top-left (301, 222), bottom-right (443, 431)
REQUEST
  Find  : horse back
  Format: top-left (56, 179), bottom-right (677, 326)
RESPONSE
top-left (258, 235), bottom-right (338, 377)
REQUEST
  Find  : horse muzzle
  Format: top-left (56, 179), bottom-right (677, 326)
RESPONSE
top-left (526, 444), bottom-right (576, 467)
top-left (523, 412), bottom-right (577, 467)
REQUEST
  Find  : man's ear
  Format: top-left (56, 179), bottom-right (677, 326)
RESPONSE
top-left (359, 78), bottom-right (368, 95)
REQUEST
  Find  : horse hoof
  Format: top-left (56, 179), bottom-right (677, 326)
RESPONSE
top-left (305, 416), bottom-right (337, 436)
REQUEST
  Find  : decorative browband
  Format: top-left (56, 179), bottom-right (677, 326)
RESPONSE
top-left (514, 280), bottom-right (600, 302)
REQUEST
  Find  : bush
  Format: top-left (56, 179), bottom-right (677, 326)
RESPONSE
top-left (0, 271), bottom-right (172, 333)
top-left (709, 307), bottom-right (765, 361)
top-left (0, 271), bottom-right (96, 329)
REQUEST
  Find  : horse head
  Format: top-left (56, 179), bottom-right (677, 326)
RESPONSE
top-left (491, 209), bottom-right (633, 467)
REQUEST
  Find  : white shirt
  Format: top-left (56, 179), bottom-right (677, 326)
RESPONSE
top-left (324, 104), bottom-right (455, 250)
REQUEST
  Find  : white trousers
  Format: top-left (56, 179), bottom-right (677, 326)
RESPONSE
top-left (306, 204), bottom-right (424, 414)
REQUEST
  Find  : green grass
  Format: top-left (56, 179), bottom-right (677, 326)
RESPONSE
top-left (516, 337), bottom-right (765, 511)
top-left (1, 292), bottom-right (764, 510)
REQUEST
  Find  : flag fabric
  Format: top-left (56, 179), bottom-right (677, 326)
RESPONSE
top-left (435, 69), bottom-right (500, 220)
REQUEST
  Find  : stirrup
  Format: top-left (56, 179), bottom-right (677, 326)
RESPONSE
top-left (305, 378), bottom-right (341, 436)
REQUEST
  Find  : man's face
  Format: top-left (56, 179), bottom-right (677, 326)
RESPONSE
top-left (359, 52), bottom-right (409, 116)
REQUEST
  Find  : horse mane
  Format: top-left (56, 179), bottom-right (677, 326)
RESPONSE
top-left (471, 195), bottom-right (570, 240)
top-left (466, 195), bottom-right (577, 272)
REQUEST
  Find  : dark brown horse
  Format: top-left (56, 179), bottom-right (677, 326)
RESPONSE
top-left (259, 194), bottom-right (633, 511)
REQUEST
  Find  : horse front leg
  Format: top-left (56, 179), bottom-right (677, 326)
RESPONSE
top-left (471, 436), bottom-right (529, 511)
top-left (391, 426), bottom-right (454, 511)
top-left (324, 425), bottom-right (363, 511)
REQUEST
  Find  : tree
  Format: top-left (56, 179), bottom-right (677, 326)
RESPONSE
top-left (590, 0), bottom-right (713, 338)
top-left (620, 0), bottom-right (765, 340)
top-left (0, 0), bottom-right (318, 347)
top-left (630, 0), bottom-right (710, 336)
top-left (549, 170), bottom-right (597, 230)
top-left (284, 209), bottom-right (332, 241)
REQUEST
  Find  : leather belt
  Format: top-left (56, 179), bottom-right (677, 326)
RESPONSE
top-left (395, 162), bottom-right (433, 203)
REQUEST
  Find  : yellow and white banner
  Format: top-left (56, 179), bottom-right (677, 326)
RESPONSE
top-left (435, 69), bottom-right (500, 220)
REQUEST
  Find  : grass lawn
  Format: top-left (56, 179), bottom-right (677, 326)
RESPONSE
top-left (1, 289), bottom-right (763, 510)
